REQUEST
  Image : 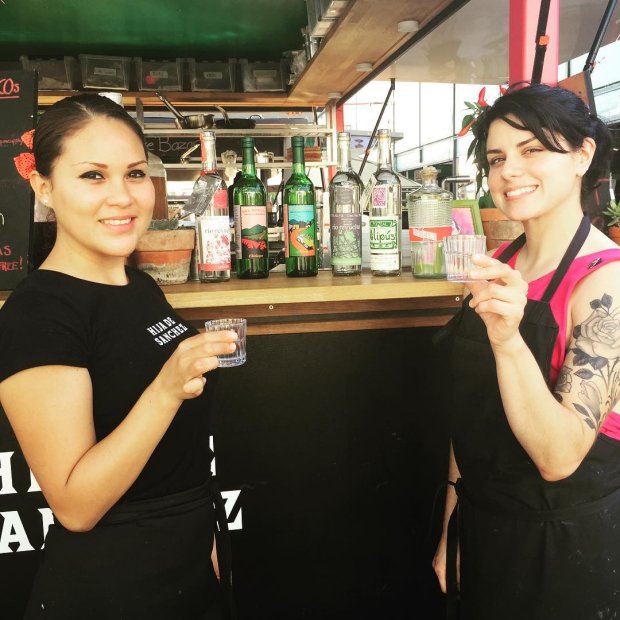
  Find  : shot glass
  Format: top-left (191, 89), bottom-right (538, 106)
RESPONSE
top-left (411, 240), bottom-right (446, 278)
top-left (443, 234), bottom-right (487, 282)
top-left (204, 318), bottom-right (247, 367)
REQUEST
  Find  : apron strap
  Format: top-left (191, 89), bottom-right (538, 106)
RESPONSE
top-left (541, 215), bottom-right (591, 303)
top-left (496, 231), bottom-right (527, 264)
top-left (209, 476), bottom-right (237, 620)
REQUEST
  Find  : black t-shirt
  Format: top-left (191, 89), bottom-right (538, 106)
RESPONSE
top-left (0, 267), bottom-right (217, 501)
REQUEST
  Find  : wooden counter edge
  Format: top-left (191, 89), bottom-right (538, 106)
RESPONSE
top-left (0, 272), bottom-right (466, 311)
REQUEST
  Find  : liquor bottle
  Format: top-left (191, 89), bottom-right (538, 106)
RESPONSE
top-left (329, 131), bottom-right (363, 276)
top-left (369, 129), bottom-right (401, 276)
top-left (228, 169), bottom-right (242, 264)
top-left (233, 137), bottom-right (269, 279)
top-left (194, 130), bottom-right (231, 282)
top-left (408, 165), bottom-right (453, 278)
top-left (283, 135), bottom-right (318, 277)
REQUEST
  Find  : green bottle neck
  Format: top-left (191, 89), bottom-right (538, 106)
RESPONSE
top-left (291, 142), bottom-right (306, 175)
top-left (242, 144), bottom-right (257, 177)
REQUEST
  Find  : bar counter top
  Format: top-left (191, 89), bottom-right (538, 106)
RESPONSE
top-left (0, 271), bottom-right (466, 334)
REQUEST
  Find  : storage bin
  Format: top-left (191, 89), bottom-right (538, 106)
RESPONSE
top-left (188, 59), bottom-right (236, 92)
top-left (135, 58), bottom-right (182, 91)
top-left (20, 56), bottom-right (78, 90)
top-left (318, 0), bottom-right (350, 18)
top-left (79, 54), bottom-right (130, 90)
top-left (306, 0), bottom-right (337, 37)
top-left (239, 59), bottom-right (288, 93)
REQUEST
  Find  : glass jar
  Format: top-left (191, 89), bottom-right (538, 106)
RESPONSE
top-left (408, 166), bottom-right (453, 278)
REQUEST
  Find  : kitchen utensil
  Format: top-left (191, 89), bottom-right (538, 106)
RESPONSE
top-left (135, 96), bottom-right (144, 128)
top-left (212, 105), bottom-right (257, 129)
top-left (154, 91), bottom-right (213, 129)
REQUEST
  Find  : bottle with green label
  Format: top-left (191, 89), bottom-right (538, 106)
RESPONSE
top-left (233, 137), bottom-right (269, 279)
top-left (283, 135), bottom-right (318, 277)
top-left (194, 130), bottom-right (231, 282)
top-left (369, 128), bottom-right (401, 276)
top-left (329, 131), bottom-right (363, 276)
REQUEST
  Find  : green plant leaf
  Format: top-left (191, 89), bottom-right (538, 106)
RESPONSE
top-left (467, 139), bottom-right (476, 160)
top-left (461, 114), bottom-right (474, 130)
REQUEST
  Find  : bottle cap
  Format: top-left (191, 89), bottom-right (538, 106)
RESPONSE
top-left (421, 166), bottom-right (438, 180)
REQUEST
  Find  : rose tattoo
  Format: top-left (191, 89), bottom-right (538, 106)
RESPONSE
top-left (556, 294), bottom-right (620, 430)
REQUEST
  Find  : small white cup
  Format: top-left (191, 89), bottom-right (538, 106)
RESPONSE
top-left (204, 318), bottom-right (247, 367)
top-left (98, 92), bottom-right (124, 107)
top-left (443, 234), bottom-right (487, 282)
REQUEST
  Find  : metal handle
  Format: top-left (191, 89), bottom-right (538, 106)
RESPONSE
top-left (154, 91), bottom-right (186, 123)
top-left (179, 142), bottom-right (201, 163)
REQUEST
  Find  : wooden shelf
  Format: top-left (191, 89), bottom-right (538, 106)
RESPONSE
top-left (142, 126), bottom-right (334, 138)
top-left (36, 0), bottom-right (455, 109)
top-left (289, 0), bottom-right (454, 104)
top-left (37, 90), bottom-right (324, 110)
top-left (164, 162), bottom-right (336, 170)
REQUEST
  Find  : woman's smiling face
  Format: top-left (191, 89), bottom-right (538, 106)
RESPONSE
top-left (43, 116), bottom-right (154, 263)
top-left (486, 114), bottom-right (593, 222)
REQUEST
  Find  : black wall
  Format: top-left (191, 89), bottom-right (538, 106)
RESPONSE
top-left (0, 326), bottom-right (450, 619)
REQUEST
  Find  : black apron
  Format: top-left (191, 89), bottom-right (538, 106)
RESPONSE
top-left (25, 476), bottom-right (235, 620)
top-left (441, 216), bottom-right (620, 620)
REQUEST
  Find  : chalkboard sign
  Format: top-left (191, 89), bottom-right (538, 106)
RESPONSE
top-left (0, 71), bottom-right (37, 290)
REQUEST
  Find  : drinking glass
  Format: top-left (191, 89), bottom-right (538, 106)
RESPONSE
top-left (204, 318), bottom-right (247, 367)
top-left (443, 234), bottom-right (487, 282)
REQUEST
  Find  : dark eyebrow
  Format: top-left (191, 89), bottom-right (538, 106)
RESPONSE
top-left (74, 160), bottom-right (148, 168)
top-left (486, 136), bottom-right (538, 156)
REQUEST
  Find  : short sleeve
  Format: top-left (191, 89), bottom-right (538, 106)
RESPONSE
top-left (0, 288), bottom-right (90, 382)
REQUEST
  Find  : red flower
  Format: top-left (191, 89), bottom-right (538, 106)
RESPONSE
top-left (21, 129), bottom-right (35, 150)
top-left (14, 152), bottom-right (36, 180)
top-left (500, 85), bottom-right (508, 95)
top-left (477, 87), bottom-right (487, 108)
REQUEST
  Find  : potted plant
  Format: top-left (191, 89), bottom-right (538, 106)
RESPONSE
top-left (604, 199), bottom-right (620, 245)
top-left (130, 218), bottom-right (195, 285)
top-left (458, 87), bottom-right (524, 249)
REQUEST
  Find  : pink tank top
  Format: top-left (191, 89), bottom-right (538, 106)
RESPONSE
top-left (494, 246), bottom-right (620, 440)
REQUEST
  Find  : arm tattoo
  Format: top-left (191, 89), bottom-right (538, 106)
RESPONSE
top-left (554, 294), bottom-right (620, 431)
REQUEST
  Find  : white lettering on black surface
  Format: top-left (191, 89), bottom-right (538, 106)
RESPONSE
top-left (146, 316), bottom-right (190, 346)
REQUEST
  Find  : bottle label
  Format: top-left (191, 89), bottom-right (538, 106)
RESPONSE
top-left (334, 186), bottom-right (354, 205)
top-left (234, 205), bottom-right (268, 260)
top-left (330, 212), bottom-right (362, 266)
top-left (372, 186), bottom-right (389, 209)
top-left (284, 204), bottom-right (316, 258)
top-left (409, 225), bottom-right (453, 242)
top-left (197, 215), bottom-right (231, 270)
top-left (212, 189), bottom-right (228, 209)
top-left (369, 216), bottom-right (400, 271)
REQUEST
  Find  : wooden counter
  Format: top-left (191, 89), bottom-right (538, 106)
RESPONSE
top-left (0, 271), bottom-right (465, 335)
top-left (161, 270), bottom-right (465, 334)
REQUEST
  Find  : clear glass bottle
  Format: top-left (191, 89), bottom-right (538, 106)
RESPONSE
top-left (233, 137), bottom-right (269, 279)
top-left (369, 129), bottom-right (401, 276)
top-left (283, 135), bottom-right (318, 277)
top-left (408, 165), bottom-right (453, 278)
top-left (329, 131), bottom-right (363, 276)
top-left (194, 130), bottom-right (231, 282)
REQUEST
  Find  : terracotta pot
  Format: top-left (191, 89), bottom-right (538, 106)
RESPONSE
top-left (131, 228), bottom-right (195, 285)
top-left (480, 208), bottom-right (524, 250)
top-left (608, 226), bottom-right (620, 245)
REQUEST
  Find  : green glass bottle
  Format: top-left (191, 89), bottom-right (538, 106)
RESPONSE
top-left (233, 137), bottom-right (269, 279)
top-left (283, 136), bottom-right (318, 277)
